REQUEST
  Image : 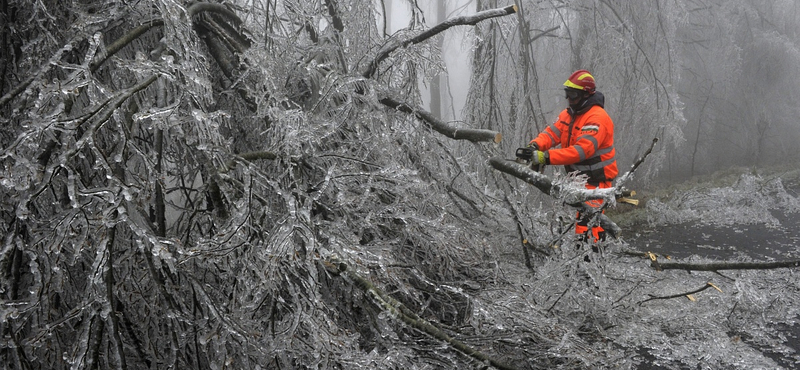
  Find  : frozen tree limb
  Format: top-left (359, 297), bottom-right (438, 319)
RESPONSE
top-left (1, 3), bottom-right (241, 107)
top-left (488, 157), bottom-right (621, 237)
top-left (487, 158), bottom-right (616, 205)
top-left (186, 2), bottom-right (242, 24)
top-left (363, 5), bottom-right (518, 78)
top-left (194, 17), bottom-right (258, 111)
top-left (323, 259), bottom-right (519, 370)
top-left (0, 41), bottom-right (82, 107)
top-left (654, 259), bottom-right (800, 272)
top-left (616, 137), bottom-right (658, 186)
top-left (94, 3), bottom-right (240, 72)
top-left (638, 282), bottom-right (720, 305)
top-left (238, 151), bottom-right (278, 162)
top-left (488, 157), bottom-right (617, 204)
top-left (103, 227), bottom-right (128, 370)
top-left (90, 19), bottom-right (165, 72)
top-left (380, 96), bottom-right (502, 143)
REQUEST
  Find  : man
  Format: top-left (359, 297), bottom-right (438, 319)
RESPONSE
top-left (522, 69), bottom-right (618, 242)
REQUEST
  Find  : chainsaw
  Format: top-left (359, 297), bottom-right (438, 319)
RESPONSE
top-left (515, 147), bottom-right (544, 173)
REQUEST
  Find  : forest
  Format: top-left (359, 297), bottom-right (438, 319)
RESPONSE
top-left (1, 0), bottom-right (800, 369)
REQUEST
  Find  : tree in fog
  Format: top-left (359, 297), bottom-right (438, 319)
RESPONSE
top-left (674, 0), bottom-right (800, 177)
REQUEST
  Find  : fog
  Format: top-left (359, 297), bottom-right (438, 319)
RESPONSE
top-left (384, 0), bottom-right (800, 185)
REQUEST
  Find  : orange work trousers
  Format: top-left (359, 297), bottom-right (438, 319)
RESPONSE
top-left (575, 181), bottom-right (612, 241)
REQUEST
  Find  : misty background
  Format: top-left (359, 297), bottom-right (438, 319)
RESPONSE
top-left (394, 0), bottom-right (800, 183)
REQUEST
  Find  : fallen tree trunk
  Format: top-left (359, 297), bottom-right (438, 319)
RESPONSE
top-left (654, 259), bottom-right (800, 272)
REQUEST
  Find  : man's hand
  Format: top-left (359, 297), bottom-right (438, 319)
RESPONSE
top-left (532, 150), bottom-right (548, 165)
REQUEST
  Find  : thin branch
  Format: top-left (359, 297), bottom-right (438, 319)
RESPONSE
top-left (362, 5), bottom-right (518, 78)
top-left (547, 286), bottom-right (571, 314)
top-left (238, 151), bottom-right (278, 161)
top-left (615, 137), bottom-right (658, 186)
top-left (529, 25), bottom-right (560, 43)
top-left (639, 282), bottom-right (718, 305)
top-left (222, 151), bottom-right (278, 171)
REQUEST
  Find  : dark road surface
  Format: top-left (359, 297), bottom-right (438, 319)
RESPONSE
top-left (629, 210), bottom-right (800, 261)
top-left (626, 210), bottom-right (800, 369)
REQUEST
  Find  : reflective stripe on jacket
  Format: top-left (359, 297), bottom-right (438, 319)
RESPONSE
top-left (530, 92), bottom-right (618, 184)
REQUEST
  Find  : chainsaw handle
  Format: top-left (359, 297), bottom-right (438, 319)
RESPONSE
top-left (515, 147), bottom-right (533, 161)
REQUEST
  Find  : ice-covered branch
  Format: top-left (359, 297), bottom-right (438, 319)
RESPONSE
top-left (616, 137), bottom-right (658, 186)
top-left (488, 158), bottom-right (617, 204)
top-left (89, 19), bottom-right (164, 72)
top-left (638, 282), bottom-right (721, 305)
top-left (488, 157), bottom-right (622, 237)
top-left (323, 258), bottom-right (519, 370)
top-left (186, 2), bottom-right (242, 23)
top-left (92, 3), bottom-right (241, 72)
top-left (2, 3), bottom-right (241, 107)
top-left (380, 96), bottom-right (502, 143)
top-left (362, 5), bottom-right (518, 78)
top-left (654, 259), bottom-right (800, 272)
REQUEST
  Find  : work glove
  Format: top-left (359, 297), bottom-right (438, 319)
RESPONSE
top-left (531, 150), bottom-right (548, 165)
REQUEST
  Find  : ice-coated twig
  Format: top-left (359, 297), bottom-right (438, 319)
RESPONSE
top-left (638, 282), bottom-right (719, 305)
top-left (616, 137), bottom-right (658, 187)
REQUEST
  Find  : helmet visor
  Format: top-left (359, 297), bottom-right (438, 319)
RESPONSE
top-left (565, 88), bottom-right (583, 100)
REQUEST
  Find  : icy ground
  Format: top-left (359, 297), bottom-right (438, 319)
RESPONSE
top-left (613, 172), bottom-right (800, 369)
top-left (486, 172), bottom-right (800, 369)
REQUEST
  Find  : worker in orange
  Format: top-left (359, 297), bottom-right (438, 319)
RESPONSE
top-left (525, 69), bottom-right (618, 242)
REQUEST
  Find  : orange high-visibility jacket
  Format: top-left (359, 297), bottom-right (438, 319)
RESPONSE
top-left (530, 92), bottom-right (618, 184)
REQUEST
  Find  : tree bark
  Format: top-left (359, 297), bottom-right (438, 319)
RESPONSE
top-left (380, 96), bottom-right (502, 143)
top-left (654, 260), bottom-right (800, 272)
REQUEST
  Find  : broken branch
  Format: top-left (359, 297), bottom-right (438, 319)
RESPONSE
top-left (488, 157), bottom-right (622, 238)
top-left (363, 5), bottom-right (517, 78)
top-left (616, 137), bottom-right (658, 186)
top-left (654, 260), bottom-right (800, 272)
top-left (639, 282), bottom-right (719, 305)
top-left (380, 96), bottom-right (502, 143)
